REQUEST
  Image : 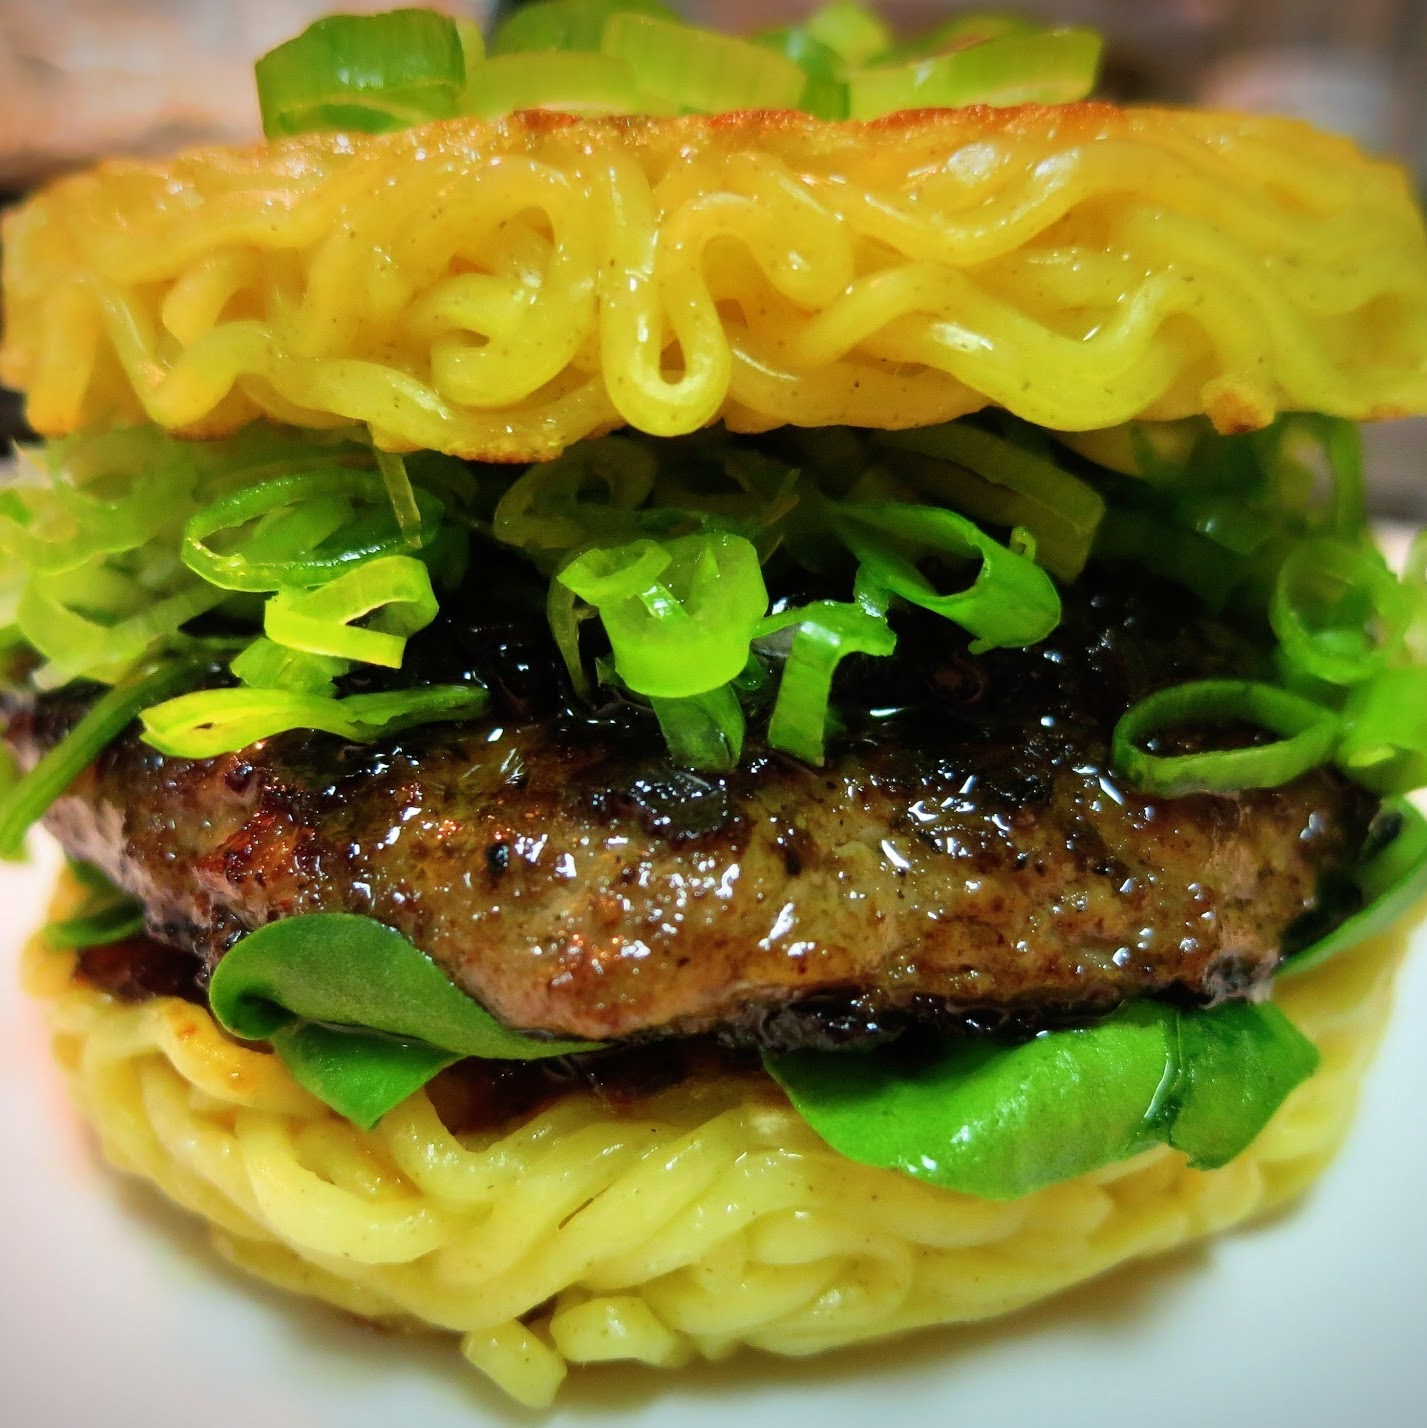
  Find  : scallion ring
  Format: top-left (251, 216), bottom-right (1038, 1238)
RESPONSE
top-left (1112, 680), bottom-right (1340, 796)
top-left (1270, 538), bottom-right (1409, 686)
top-left (183, 472), bottom-right (442, 593)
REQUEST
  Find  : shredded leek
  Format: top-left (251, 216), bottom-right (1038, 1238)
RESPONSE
top-left (5, 401), bottom-right (1425, 819)
top-left (762, 601), bottom-right (896, 765)
top-left (650, 684), bottom-right (746, 771)
top-left (140, 684), bottom-right (488, 760)
top-left (182, 472), bottom-right (441, 593)
top-left (263, 554), bottom-right (438, 669)
top-left (558, 532), bottom-right (768, 698)
top-left (836, 501), bottom-right (1061, 652)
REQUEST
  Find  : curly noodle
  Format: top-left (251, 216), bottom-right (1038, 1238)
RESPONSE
top-left (4, 106), bottom-right (1426, 460)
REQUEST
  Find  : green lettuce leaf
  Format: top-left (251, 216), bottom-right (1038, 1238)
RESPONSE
top-left (764, 999), bottom-right (1318, 1199)
top-left (208, 913), bottom-right (598, 1127)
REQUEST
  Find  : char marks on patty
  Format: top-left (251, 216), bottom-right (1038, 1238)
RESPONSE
top-left (7, 571), bottom-right (1372, 1049)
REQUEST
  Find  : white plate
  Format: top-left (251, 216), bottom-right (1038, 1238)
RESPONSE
top-left (1, 830), bottom-right (1425, 1428)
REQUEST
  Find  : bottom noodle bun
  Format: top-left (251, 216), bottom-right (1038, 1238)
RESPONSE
top-left (24, 870), bottom-right (1416, 1409)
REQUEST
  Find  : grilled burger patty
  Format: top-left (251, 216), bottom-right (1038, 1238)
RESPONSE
top-left (7, 568), bottom-right (1372, 1049)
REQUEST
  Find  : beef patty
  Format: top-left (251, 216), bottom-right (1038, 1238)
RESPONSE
top-left (6, 569), bottom-right (1373, 1049)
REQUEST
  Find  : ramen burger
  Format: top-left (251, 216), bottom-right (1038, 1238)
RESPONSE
top-left (3, 2), bottom-right (1427, 1407)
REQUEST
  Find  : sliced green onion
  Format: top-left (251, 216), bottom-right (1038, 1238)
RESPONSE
top-left (183, 473), bottom-right (442, 593)
top-left (255, 9), bottom-right (466, 139)
top-left (602, 14), bottom-right (807, 112)
top-left (140, 684), bottom-right (488, 760)
top-left (493, 435), bottom-right (659, 556)
top-left (878, 423), bottom-right (1105, 581)
top-left (753, 27), bottom-right (849, 120)
top-left (762, 601), bottom-right (896, 765)
top-left (491, 0), bottom-right (677, 56)
top-left (231, 637), bottom-right (350, 699)
top-left (264, 555), bottom-right (437, 669)
top-left (804, 2), bottom-right (892, 65)
top-left (375, 449), bottom-right (423, 546)
top-left (461, 51), bottom-right (644, 118)
top-left (882, 14), bottom-right (1038, 65)
top-left (848, 26), bottom-right (1102, 118)
top-left (558, 532), bottom-right (768, 698)
top-left (650, 684), bottom-right (745, 771)
top-left (836, 501), bottom-right (1060, 652)
top-left (1270, 538), bottom-right (1408, 687)
top-left (1335, 668), bottom-right (1427, 795)
top-left (0, 660), bottom-right (201, 858)
top-left (1112, 680), bottom-right (1340, 796)
top-left (18, 571), bottom-right (224, 688)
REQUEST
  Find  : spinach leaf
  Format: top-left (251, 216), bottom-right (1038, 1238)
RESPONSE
top-left (1169, 1000), bottom-right (1319, 1169)
top-left (270, 1023), bottom-right (460, 1130)
top-left (1279, 796), bottom-right (1427, 979)
top-left (208, 913), bottom-right (598, 1126)
top-left (44, 860), bottom-right (145, 950)
top-left (765, 999), bottom-right (1318, 1199)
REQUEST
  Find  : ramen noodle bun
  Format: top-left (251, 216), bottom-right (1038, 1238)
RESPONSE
top-left (23, 869), bottom-right (1414, 1408)
top-left (4, 107), bottom-right (1427, 459)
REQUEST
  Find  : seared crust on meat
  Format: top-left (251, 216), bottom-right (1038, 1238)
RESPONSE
top-left (6, 574), bottom-right (1373, 1048)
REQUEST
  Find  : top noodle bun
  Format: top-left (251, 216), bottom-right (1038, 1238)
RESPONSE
top-left (3, 104), bottom-right (1427, 463)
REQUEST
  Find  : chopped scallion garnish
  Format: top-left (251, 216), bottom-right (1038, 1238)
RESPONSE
top-left (255, 9), bottom-right (467, 138)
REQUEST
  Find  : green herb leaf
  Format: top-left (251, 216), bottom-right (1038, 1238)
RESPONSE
top-left (767, 1003), bottom-right (1176, 1200)
top-left (269, 1022), bottom-right (460, 1130)
top-left (1169, 1001), bottom-right (1319, 1169)
top-left (209, 911), bottom-right (596, 1058)
top-left (766, 999), bottom-right (1317, 1199)
top-left (1280, 798), bottom-right (1427, 979)
top-left (43, 860), bottom-right (145, 950)
top-left (208, 913), bottom-right (599, 1126)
